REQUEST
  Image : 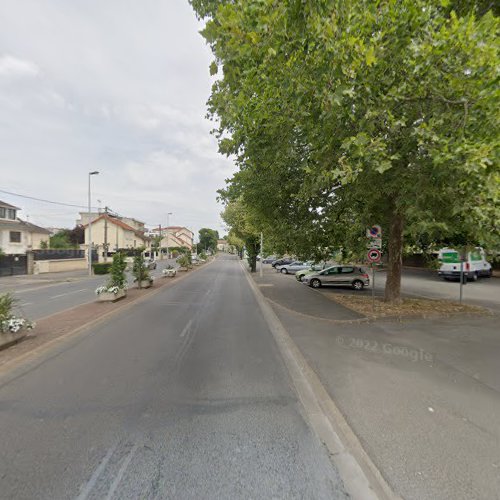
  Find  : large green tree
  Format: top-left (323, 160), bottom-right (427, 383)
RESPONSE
top-left (198, 227), bottom-right (219, 253)
top-left (193, 0), bottom-right (499, 302)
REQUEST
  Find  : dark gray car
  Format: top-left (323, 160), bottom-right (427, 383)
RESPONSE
top-left (302, 265), bottom-right (369, 290)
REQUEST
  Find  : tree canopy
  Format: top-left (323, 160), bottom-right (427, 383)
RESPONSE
top-left (193, 0), bottom-right (499, 300)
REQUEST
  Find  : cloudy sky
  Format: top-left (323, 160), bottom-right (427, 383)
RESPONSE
top-left (0, 0), bottom-right (234, 238)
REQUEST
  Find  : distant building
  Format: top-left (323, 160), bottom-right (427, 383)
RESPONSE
top-left (82, 214), bottom-right (150, 256)
top-left (148, 226), bottom-right (194, 251)
top-left (0, 200), bottom-right (50, 254)
top-left (217, 239), bottom-right (230, 252)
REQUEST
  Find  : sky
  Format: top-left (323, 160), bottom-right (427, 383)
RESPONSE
top-left (0, 0), bottom-right (234, 238)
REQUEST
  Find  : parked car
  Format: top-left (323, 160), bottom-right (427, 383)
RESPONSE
top-left (276, 261), bottom-right (312, 274)
top-left (303, 265), bottom-right (369, 290)
top-left (262, 256), bottom-right (277, 264)
top-left (437, 247), bottom-right (492, 281)
top-left (295, 262), bottom-right (335, 282)
top-left (272, 258), bottom-right (293, 268)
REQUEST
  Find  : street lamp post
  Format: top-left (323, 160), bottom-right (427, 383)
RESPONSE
top-left (166, 212), bottom-right (172, 260)
top-left (88, 171), bottom-right (99, 276)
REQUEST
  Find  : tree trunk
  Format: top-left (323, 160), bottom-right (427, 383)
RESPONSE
top-left (384, 212), bottom-right (404, 303)
top-left (249, 255), bottom-right (257, 272)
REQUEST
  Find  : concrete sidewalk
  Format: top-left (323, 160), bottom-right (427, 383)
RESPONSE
top-left (248, 265), bottom-right (500, 500)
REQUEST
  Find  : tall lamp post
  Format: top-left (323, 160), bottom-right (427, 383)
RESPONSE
top-left (166, 212), bottom-right (172, 260)
top-left (88, 171), bottom-right (99, 276)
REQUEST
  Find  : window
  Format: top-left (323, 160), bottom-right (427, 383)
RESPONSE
top-left (341, 267), bottom-right (354, 273)
top-left (0, 207), bottom-right (5, 218)
top-left (326, 267), bottom-right (340, 275)
top-left (7, 209), bottom-right (16, 219)
top-left (9, 231), bottom-right (22, 243)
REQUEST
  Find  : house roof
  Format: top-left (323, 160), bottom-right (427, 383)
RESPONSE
top-left (0, 199), bottom-right (20, 210)
top-left (82, 214), bottom-right (149, 241)
top-left (0, 219), bottom-right (50, 234)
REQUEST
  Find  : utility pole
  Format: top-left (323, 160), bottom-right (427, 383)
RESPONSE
top-left (158, 224), bottom-right (162, 260)
top-left (260, 232), bottom-right (263, 278)
top-left (103, 206), bottom-right (109, 263)
top-left (166, 212), bottom-right (172, 260)
top-left (88, 171), bottom-right (99, 276)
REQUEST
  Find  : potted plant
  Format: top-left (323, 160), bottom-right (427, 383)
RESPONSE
top-left (0, 293), bottom-right (35, 349)
top-left (162, 264), bottom-right (177, 278)
top-left (176, 255), bottom-right (191, 271)
top-left (95, 252), bottom-right (127, 302)
top-left (132, 251), bottom-right (153, 289)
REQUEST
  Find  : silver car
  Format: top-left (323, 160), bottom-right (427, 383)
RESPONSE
top-left (303, 265), bottom-right (369, 290)
top-left (276, 261), bottom-right (312, 274)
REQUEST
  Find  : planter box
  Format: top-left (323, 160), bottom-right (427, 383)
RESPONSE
top-left (0, 330), bottom-right (28, 350)
top-left (137, 280), bottom-right (152, 289)
top-left (178, 267), bottom-right (188, 272)
top-left (97, 289), bottom-right (127, 302)
top-left (162, 269), bottom-right (177, 278)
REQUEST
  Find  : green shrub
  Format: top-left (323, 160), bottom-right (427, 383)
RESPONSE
top-left (92, 263), bottom-right (112, 275)
top-left (0, 293), bottom-right (16, 321)
top-left (132, 252), bottom-right (150, 287)
top-left (109, 252), bottom-right (127, 289)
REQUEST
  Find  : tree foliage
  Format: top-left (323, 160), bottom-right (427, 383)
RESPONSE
top-left (198, 227), bottom-right (219, 253)
top-left (193, 0), bottom-right (499, 300)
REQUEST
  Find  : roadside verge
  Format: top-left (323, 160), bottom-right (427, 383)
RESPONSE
top-left (241, 262), bottom-right (399, 500)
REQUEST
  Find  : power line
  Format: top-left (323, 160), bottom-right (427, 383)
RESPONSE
top-left (0, 188), bottom-right (98, 210)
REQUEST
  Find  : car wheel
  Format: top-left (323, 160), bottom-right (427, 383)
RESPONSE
top-left (298, 275), bottom-right (304, 282)
top-left (310, 278), bottom-right (321, 288)
top-left (471, 272), bottom-right (478, 282)
top-left (352, 280), bottom-right (364, 291)
top-left (281, 268), bottom-right (288, 274)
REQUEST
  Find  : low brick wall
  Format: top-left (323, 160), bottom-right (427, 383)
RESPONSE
top-left (34, 258), bottom-right (87, 274)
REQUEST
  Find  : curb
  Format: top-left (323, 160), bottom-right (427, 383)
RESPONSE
top-left (0, 259), bottom-right (215, 385)
top-left (241, 262), bottom-right (399, 500)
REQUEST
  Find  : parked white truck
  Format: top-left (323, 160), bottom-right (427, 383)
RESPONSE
top-left (437, 247), bottom-right (492, 281)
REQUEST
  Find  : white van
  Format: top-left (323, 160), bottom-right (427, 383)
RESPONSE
top-left (437, 247), bottom-right (492, 281)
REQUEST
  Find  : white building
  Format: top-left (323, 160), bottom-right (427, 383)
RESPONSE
top-left (0, 200), bottom-right (50, 255)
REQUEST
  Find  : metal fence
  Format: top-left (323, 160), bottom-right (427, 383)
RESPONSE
top-left (32, 249), bottom-right (92, 261)
top-left (0, 255), bottom-right (27, 277)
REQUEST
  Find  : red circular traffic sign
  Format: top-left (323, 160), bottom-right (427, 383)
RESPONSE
top-left (367, 248), bottom-right (382, 263)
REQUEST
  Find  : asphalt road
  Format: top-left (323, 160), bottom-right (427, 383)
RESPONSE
top-left (0, 255), bottom-right (348, 499)
top-left (2, 260), bottom-right (178, 320)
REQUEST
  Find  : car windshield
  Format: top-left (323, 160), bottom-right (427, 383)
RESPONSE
top-left (0, 2), bottom-right (497, 499)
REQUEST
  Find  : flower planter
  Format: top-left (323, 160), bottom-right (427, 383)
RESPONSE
top-left (137, 280), bottom-right (152, 289)
top-left (97, 289), bottom-right (127, 302)
top-left (162, 269), bottom-right (177, 278)
top-left (178, 267), bottom-right (188, 272)
top-left (0, 330), bottom-right (28, 350)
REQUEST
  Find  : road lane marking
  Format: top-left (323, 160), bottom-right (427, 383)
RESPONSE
top-left (49, 289), bottom-right (87, 300)
top-left (179, 319), bottom-right (193, 338)
top-left (76, 441), bottom-right (119, 500)
top-left (105, 443), bottom-right (139, 500)
top-left (20, 302), bottom-right (33, 306)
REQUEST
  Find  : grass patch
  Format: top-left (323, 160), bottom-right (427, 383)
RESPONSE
top-left (326, 294), bottom-right (487, 319)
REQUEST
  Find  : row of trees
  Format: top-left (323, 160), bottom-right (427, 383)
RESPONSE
top-left (192, 0), bottom-right (499, 302)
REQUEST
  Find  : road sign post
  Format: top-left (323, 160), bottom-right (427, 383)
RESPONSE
top-left (367, 248), bottom-right (382, 263)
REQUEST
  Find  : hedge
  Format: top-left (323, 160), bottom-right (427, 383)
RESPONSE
top-left (92, 262), bottom-right (112, 275)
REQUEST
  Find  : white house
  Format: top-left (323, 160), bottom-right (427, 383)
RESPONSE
top-left (83, 214), bottom-right (150, 255)
top-left (0, 200), bottom-right (50, 255)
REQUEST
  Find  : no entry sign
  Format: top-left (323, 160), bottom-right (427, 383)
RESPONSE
top-left (367, 248), bottom-right (382, 263)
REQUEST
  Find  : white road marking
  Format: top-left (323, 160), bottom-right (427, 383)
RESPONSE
top-left (49, 289), bottom-right (87, 300)
top-left (76, 442), bottom-right (118, 500)
top-left (20, 302), bottom-right (33, 306)
top-left (105, 443), bottom-right (139, 500)
top-left (180, 319), bottom-right (193, 338)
